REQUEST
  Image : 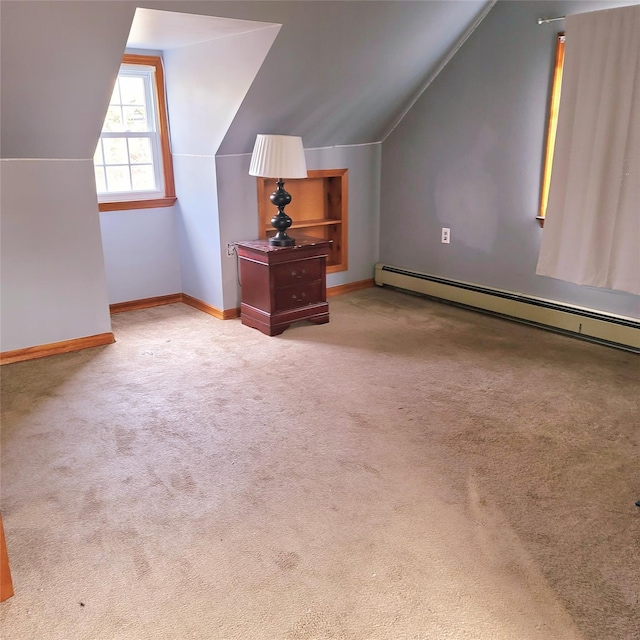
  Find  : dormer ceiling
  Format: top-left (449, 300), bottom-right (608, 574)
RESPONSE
top-left (127, 8), bottom-right (280, 51)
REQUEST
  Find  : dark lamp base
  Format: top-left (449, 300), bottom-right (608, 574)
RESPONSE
top-left (268, 180), bottom-right (296, 248)
top-left (269, 235), bottom-right (295, 247)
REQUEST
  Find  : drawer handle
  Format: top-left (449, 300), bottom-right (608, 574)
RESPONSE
top-left (291, 268), bottom-right (306, 278)
top-left (291, 292), bottom-right (306, 302)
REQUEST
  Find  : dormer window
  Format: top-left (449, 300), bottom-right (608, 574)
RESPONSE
top-left (94, 54), bottom-right (175, 211)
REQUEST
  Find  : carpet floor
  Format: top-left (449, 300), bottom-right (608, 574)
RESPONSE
top-left (1, 287), bottom-right (638, 639)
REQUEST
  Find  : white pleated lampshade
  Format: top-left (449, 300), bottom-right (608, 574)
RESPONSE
top-left (249, 134), bottom-right (308, 179)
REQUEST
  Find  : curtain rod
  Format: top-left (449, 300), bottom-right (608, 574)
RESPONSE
top-left (537, 16), bottom-right (565, 24)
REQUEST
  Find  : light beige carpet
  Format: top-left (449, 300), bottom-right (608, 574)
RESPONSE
top-left (1, 287), bottom-right (638, 640)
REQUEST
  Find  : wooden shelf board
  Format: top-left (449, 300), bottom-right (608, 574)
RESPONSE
top-left (257, 168), bottom-right (348, 273)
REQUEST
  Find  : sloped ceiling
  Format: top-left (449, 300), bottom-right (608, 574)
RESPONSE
top-left (213, 0), bottom-right (495, 154)
top-left (0, 0), bottom-right (136, 159)
top-left (0, 0), bottom-right (494, 159)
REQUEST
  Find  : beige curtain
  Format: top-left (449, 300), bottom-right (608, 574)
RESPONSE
top-left (536, 5), bottom-right (640, 295)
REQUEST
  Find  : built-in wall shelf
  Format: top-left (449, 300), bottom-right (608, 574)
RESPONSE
top-left (256, 168), bottom-right (348, 273)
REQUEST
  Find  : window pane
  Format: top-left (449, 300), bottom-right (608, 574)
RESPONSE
top-left (93, 142), bottom-right (104, 165)
top-left (123, 106), bottom-right (148, 132)
top-left (131, 165), bottom-right (155, 191)
top-left (106, 166), bottom-right (131, 192)
top-left (104, 138), bottom-right (128, 165)
top-left (128, 137), bottom-right (152, 164)
top-left (119, 76), bottom-right (146, 105)
top-left (103, 106), bottom-right (124, 132)
top-left (94, 167), bottom-right (107, 193)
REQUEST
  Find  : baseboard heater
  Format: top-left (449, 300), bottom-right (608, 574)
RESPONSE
top-left (374, 263), bottom-right (639, 353)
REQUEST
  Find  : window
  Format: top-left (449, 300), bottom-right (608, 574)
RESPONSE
top-left (94, 54), bottom-right (175, 211)
top-left (538, 34), bottom-right (565, 227)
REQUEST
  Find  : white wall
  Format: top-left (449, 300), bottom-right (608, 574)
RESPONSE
top-left (0, 160), bottom-right (112, 351)
top-left (97, 48), bottom-right (183, 306)
top-left (159, 25), bottom-right (281, 310)
top-left (164, 26), bottom-right (281, 158)
top-left (99, 207), bottom-right (182, 304)
top-left (172, 156), bottom-right (223, 307)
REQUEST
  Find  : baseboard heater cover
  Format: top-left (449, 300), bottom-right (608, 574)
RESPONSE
top-left (374, 263), bottom-right (639, 353)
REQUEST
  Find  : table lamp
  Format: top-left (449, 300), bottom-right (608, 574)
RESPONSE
top-left (249, 134), bottom-right (308, 247)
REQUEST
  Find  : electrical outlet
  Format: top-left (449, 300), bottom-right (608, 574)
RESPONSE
top-left (226, 243), bottom-right (236, 257)
top-left (441, 228), bottom-right (450, 244)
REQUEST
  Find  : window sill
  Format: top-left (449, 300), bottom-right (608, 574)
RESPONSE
top-left (98, 196), bottom-right (177, 212)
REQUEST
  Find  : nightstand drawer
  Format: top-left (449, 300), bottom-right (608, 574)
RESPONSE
top-left (272, 259), bottom-right (323, 287)
top-left (274, 282), bottom-right (323, 311)
top-left (236, 237), bottom-right (330, 336)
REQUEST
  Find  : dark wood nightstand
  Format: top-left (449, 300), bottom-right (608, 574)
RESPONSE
top-left (236, 236), bottom-right (331, 336)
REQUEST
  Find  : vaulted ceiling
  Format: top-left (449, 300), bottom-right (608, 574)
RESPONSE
top-left (0, 1), bottom-right (494, 159)
top-left (212, 1), bottom-right (495, 153)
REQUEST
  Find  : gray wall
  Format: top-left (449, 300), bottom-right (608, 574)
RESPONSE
top-left (216, 142), bottom-right (382, 310)
top-left (379, 0), bottom-right (640, 318)
top-left (0, 160), bottom-right (112, 351)
top-left (1, 1), bottom-right (490, 158)
top-left (0, 1), bottom-right (134, 351)
top-left (0, 1), bottom-right (134, 159)
top-left (216, 0), bottom-right (491, 154)
top-left (4, 0), bottom-right (636, 354)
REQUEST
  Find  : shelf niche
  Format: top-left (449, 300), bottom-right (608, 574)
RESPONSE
top-left (256, 168), bottom-right (348, 273)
